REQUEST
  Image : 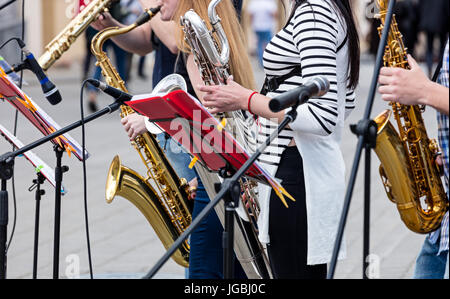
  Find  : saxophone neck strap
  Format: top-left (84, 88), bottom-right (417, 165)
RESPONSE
top-left (432, 57), bottom-right (443, 83)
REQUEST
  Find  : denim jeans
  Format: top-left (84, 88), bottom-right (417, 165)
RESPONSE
top-left (413, 235), bottom-right (448, 279)
top-left (155, 133), bottom-right (197, 182)
top-left (188, 198), bottom-right (247, 279)
top-left (254, 30), bottom-right (273, 67)
top-left (445, 252), bottom-right (449, 279)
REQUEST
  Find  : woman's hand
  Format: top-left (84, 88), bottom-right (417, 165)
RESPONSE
top-left (187, 177), bottom-right (198, 200)
top-left (198, 77), bottom-right (253, 114)
top-left (90, 12), bottom-right (120, 31)
top-left (121, 114), bottom-right (148, 141)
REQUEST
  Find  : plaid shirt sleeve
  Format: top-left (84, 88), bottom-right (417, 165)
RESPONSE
top-left (429, 39), bottom-right (449, 254)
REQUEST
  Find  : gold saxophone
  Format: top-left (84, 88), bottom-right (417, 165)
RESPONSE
top-left (180, 0), bottom-right (272, 279)
top-left (38, 0), bottom-right (118, 71)
top-left (92, 7), bottom-right (193, 267)
top-left (374, 0), bottom-right (448, 234)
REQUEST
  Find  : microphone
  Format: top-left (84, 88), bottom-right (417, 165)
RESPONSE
top-left (269, 76), bottom-right (330, 112)
top-left (8, 48), bottom-right (62, 105)
top-left (87, 79), bottom-right (133, 102)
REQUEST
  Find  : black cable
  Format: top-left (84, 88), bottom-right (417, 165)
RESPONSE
top-left (0, 37), bottom-right (24, 51)
top-left (80, 79), bottom-right (94, 279)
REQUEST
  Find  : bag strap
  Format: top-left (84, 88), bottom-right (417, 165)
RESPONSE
top-left (260, 65), bottom-right (303, 95)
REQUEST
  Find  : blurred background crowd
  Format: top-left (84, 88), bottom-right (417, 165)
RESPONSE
top-left (1, 0), bottom-right (448, 97)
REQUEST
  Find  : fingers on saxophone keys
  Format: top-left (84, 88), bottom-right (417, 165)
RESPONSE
top-left (128, 128), bottom-right (136, 141)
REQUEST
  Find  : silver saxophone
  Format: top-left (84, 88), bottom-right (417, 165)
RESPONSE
top-left (180, 0), bottom-right (272, 279)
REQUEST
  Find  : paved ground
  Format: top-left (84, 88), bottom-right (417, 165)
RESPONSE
top-left (0, 53), bottom-right (438, 279)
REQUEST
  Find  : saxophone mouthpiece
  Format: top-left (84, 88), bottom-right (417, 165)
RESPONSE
top-left (135, 6), bottom-right (161, 26)
top-left (150, 5), bottom-right (162, 15)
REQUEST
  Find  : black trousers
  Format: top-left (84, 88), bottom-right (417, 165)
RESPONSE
top-left (268, 146), bottom-right (327, 279)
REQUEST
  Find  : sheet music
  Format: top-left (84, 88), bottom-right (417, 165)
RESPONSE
top-left (0, 124), bottom-right (66, 193)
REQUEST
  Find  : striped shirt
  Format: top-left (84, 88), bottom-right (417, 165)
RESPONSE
top-left (252, 0), bottom-right (355, 170)
top-left (253, 0), bottom-right (355, 261)
top-left (430, 39), bottom-right (449, 255)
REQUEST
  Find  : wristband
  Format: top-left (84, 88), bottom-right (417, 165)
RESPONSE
top-left (247, 91), bottom-right (258, 116)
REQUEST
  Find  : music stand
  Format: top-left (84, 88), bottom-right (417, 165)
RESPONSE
top-left (0, 124), bottom-right (66, 278)
top-left (0, 66), bottom-right (87, 278)
top-left (126, 90), bottom-right (295, 278)
top-left (0, 83), bottom-right (128, 278)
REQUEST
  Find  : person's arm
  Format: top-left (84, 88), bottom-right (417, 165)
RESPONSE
top-left (90, 0), bottom-right (178, 56)
top-left (91, 12), bottom-right (154, 55)
top-left (199, 78), bottom-right (285, 122)
top-left (378, 54), bottom-right (449, 115)
top-left (186, 54), bottom-right (208, 102)
top-left (201, 3), bottom-right (342, 136)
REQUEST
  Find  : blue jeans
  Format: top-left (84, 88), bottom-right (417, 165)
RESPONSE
top-left (155, 133), bottom-right (246, 278)
top-left (188, 188), bottom-right (247, 279)
top-left (445, 252), bottom-right (449, 279)
top-left (254, 30), bottom-right (273, 67)
top-left (413, 235), bottom-right (449, 279)
top-left (156, 133), bottom-right (197, 182)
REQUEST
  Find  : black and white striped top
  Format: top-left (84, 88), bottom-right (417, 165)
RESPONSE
top-left (252, 0), bottom-right (355, 169)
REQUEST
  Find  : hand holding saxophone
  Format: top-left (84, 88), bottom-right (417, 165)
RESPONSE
top-left (200, 76), bottom-right (253, 114)
top-left (378, 54), bottom-right (449, 115)
top-left (90, 11), bottom-right (119, 31)
top-left (121, 114), bottom-right (148, 141)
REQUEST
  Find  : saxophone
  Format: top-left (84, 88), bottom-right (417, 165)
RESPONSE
top-left (93, 7), bottom-right (193, 268)
top-left (180, 0), bottom-right (272, 279)
top-left (374, 0), bottom-right (448, 234)
top-left (38, 0), bottom-right (118, 71)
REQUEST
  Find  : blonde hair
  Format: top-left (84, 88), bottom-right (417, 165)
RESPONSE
top-left (173, 0), bottom-right (256, 90)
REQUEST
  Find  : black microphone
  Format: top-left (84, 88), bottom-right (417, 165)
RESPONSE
top-left (269, 76), bottom-right (330, 112)
top-left (87, 79), bottom-right (133, 102)
top-left (8, 48), bottom-right (62, 105)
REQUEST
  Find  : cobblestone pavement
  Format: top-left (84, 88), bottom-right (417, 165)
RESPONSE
top-left (0, 54), bottom-right (437, 279)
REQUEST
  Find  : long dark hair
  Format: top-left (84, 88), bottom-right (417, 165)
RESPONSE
top-left (287, 0), bottom-right (360, 89)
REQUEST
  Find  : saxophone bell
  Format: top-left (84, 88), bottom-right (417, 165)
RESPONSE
top-left (105, 156), bottom-right (190, 267)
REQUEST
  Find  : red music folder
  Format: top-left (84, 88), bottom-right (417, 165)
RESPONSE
top-left (0, 65), bottom-right (88, 161)
top-left (126, 90), bottom-right (294, 205)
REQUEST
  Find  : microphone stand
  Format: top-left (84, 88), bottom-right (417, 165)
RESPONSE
top-left (28, 171), bottom-right (46, 279)
top-left (0, 95), bottom-right (126, 279)
top-left (327, 0), bottom-right (397, 279)
top-left (143, 105), bottom-right (300, 279)
top-left (52, 145), bottom-right (69, 279)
